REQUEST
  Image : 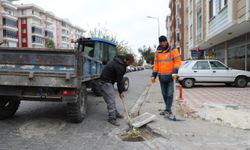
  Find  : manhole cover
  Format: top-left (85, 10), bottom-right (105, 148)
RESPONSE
top-left (19, 118), bottom-right (65, 138)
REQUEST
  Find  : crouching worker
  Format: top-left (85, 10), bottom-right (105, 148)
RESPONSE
top-left (100, 54), bottom-right (135, 126)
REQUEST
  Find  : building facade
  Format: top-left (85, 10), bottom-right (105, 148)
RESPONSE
top-left (17, 4), bottom-right (85, 49)
top-left (0, 0), bottom-right (18, 47)
top-left (168, 0), bottom-right (186, 59)
top-left (181, 0), bottom-right (250, 71)
top-left (0, 1), bottom-right (85, 48)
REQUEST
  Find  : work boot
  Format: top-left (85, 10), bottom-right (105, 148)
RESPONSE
top-left (160, 111), bottom-right (172, 116)
top-left (108, 118), bottom-right (120, 126)
top-left (116, 112), bottom-right (124, 119)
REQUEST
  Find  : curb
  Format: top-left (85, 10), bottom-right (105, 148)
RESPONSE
top-left (130, 82), bottom-right (152, 118)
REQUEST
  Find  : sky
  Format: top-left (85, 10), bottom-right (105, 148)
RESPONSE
top-left (14, 0), bottom-right (170, 56)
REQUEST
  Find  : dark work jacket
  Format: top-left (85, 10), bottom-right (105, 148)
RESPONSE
top-left (100, 56), bottom-right (127, 94)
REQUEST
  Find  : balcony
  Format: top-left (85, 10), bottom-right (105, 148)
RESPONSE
top-left (2, 12), bottom-right (17, 21)
top-left (1, 1), bottom-right (17, 10)
top-left (3, 37), bottom-right (18, 42)
top-left (3, 25), bottom-right (18, 32)
top-left (45, 25), bottom-right (54, 32)
top-left (62, 26), bottom-right (69, 31)
top-left (32, 27), bottom-right (43, 37)
top-left (45, 18), bottom-right (53, 25)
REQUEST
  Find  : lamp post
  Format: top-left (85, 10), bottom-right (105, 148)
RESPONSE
top-left (147, 16), bottom-right (160, 37)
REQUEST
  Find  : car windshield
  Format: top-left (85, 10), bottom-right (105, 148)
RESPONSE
top-left (209, 61), bottom-right (228, 70)
top-left (181, 61), bottom-right (192, 68)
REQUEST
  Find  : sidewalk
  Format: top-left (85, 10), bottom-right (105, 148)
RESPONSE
top-left (140, 82), bottom-right (250, 150)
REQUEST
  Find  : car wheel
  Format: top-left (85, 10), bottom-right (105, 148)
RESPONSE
top-left (182, 79), bottom-right (195, 88)
top-left (235, 77), bottom-right (247, 88)
top-left (122, 77), bottom-right (129, 91)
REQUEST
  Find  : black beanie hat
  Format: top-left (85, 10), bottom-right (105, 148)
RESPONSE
top-left (159, 35), bottom-right (167, 42)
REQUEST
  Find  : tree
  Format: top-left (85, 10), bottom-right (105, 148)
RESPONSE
top-left (45, 38), bottom-right (55, 48)
top-left (89, 27), bottom-right (132, 55)
top-left (138, 45), bottom-right (155, 65)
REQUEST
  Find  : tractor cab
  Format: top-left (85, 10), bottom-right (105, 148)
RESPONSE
top-left (76, 37), bottom-right (117, 65)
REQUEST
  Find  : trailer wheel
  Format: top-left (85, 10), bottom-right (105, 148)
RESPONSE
top-left (67, 84), bottom-right (87, 123)
top-left (122, 77), bottom-right (129, 91)
top-left (0, 97), bottom-right (20, 120)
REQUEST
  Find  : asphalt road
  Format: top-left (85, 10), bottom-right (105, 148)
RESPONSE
top-left (0, 70), bottom-right (156, 150)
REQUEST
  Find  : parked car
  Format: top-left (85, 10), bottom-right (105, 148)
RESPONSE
top-left (126, 66), bottom-right (132, 72)
top-left (178, 60), bottom-right (250, 88)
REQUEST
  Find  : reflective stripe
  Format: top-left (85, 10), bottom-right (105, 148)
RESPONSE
top-left (155, 59), bottom-right (173, 63)
top-left (173, 55), bottom-right (181, 60)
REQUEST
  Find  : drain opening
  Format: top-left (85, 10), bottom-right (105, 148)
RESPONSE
top-left (118, 126), bottom-right (156, 142)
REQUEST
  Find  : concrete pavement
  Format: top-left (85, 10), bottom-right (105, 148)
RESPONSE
top-left (140, 81), bottom-right (250, 150)
top-left (0, 70), bottom-right (156, 150)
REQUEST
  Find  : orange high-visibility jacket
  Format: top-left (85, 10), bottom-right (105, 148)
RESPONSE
top-left (152, 47), bottom-right (182, 77)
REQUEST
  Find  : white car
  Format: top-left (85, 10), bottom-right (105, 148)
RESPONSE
top-left (178, 60), bottom-right (250, 88)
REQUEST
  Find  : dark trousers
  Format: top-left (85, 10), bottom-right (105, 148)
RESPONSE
top-left (100, 82), bottom-right (118, 119)
top-left (160, 80), bottom-right (174, 113)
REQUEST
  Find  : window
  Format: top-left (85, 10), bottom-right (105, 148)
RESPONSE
top-left (3, 18), bottom-right (16, 28)
top-left (82, 43), bottom-right (95, 57)
top-left (224, 0), bottom-right (227, 5)
top-left (45, 30), bottom-right (53, 38)
top-left (176, 18), bottom-right (180, 28)
top-left (197, 15), bottom-right (202, 33)
top-left (247, 45), bottom-right (250, 71)
top-left (196, 0), bottom-right (202, 35)
top-left (102, 43), bottom-right (116, 62)
top-left (209, 61), bottom-right (227, 70)
top-left (108, 45), bottom-right (116, 61)
top-left (22, 19), bottom-right (26, 24)
top-left (190, 25), bottom-right (193, 40)
top-left (61, 22), bottom-right (67, 27)
top-left (219, 0), bottom-right (227, 10)
top-left (3, 29), bottom-right (17, 39)
top-left (192, 61), bottom-right (210, 70)
top-left (209, 0), bottom-right (214, 19)
top-left (32, 27), bottom-right (42, 35)
top-left (176, 4), bottom-right (179, 16)
top-left (32, 36), bottom-right (43, 44)
top-left (22, 28), bottom-right (27, 34)
top-left (176, 33), bottom-right (180, 42)
top-left (228, 46), bottom-right (246, 70)
top-left (22, 38), bottom-right (27, 43)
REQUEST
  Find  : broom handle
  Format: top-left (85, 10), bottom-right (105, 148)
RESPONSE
top-left (121, 97), bottom-right (132, 126)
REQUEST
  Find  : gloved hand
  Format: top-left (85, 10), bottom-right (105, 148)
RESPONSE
top-left (151, 77), bottom-right (156, 84)
top-left (172, 74), bottom-right (178, 80)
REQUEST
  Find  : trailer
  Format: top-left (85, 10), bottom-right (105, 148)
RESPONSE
top-left (0, 37), bottom-right (129, 123)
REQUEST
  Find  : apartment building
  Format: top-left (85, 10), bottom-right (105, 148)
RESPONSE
top-left (168, 0), bottom-right (186, 59)
top-left (17, 4), bottom-right (85, 49)
top-left (0, 1), bottom-right (85, 49)
top-left (187, 0), bottom-right (208, 59)
top-left (0, 0), bottom-right (18, 47)
top-left (205, 0), bottom-right (250, 71)
top-left (183, 0), bottom-right (250, 71)
top-left (57, 19), bottom-right (83, 49)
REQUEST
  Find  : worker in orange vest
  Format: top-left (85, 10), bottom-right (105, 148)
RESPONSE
top-left (151, 35), bottom-right (182, 117)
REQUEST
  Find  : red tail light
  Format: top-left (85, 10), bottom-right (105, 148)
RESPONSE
top-left (63, 89), bottom-right (76, 95)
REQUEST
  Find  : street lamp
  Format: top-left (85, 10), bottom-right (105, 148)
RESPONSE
top-left (147, 16), bottom-right (160, 37)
